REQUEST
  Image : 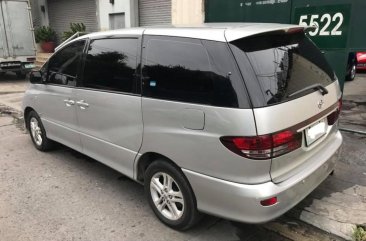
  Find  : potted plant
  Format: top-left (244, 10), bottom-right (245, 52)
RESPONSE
top-left (35, 26), bottom-right (57, 53)
top-left (34, 33), bottom-right (42, 53)
top-left (62, 23), bottom-right (86, 41)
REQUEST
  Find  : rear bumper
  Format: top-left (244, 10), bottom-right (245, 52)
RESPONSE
top-left (0, 67), bottom-right (29, 73)
top-left (0, 61), bottom-right (34, 73)
top-left (183, 131), bottom-right (342, 223)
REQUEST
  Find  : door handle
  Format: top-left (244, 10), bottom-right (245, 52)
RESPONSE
top-left (63, 99), bottom-right (75, 107)
top-left (76, 100), bottom-right (89, 109)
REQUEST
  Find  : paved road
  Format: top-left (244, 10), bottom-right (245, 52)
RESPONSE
top-left (0, 115), bottom-right (294, 241)
top-left (0, 73), bottom-right (27, 111)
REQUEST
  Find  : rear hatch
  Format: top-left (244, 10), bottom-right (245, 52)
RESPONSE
top-left (229, 29), bottom-right (342, 183)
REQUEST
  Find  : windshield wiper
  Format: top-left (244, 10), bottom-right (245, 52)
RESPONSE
top-left (287, 84), bottom-right (328, 98)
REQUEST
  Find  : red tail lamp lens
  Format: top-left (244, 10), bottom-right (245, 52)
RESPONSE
top-left (260, 197), bottom-right (278, 206)
top-left (327, 98), bottom-right (342, 125)
top-left (220, 130), bottom-right (302, 160)
top-left (232, 135), bottom-right (272, 150)
top-left (273, 130), bottom-right (295, 146)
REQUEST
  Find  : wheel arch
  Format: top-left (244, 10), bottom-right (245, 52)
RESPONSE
top-left (24, 106), bottom-right (35, 130)
top-left (135, 152), bottom-right (182, 184)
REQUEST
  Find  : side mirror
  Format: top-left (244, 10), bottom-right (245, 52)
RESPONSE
top-left (29, 71), bottom-right (43, 84)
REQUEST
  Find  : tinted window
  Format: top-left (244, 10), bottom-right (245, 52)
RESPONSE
top-left (82, 38), bottom-right (138, 93)
top-left (142, 36), bottom-right (244, 108)
top-left (203, 40), bottom-right (249, 108)
top-left (48, 40), bottom-right (85, 86)
top-left (230, 32), bottom-right (335, 107)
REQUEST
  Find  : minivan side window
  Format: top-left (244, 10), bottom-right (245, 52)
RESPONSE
top-left (142, 36), bottom-right (244, 108)
top-left (47, 40), bottom-right (85, 86)
top-left (81, 38), bottom-right (138, 93)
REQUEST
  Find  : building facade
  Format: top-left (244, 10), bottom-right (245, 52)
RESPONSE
top-left (30, 0), bottom-right (205, 42)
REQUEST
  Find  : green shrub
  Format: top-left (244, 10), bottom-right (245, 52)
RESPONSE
top-left (35, 26), bottom-right (57, 43)
top-left (62, 23), bottom-right (86, 41)
top-left (353, 226), bottom-right (366, 241)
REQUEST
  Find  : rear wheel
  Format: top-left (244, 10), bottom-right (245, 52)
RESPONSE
top-left (27, 111), bottom-right (55, 151)
top-left (144, 159), bottom-right (200, 230)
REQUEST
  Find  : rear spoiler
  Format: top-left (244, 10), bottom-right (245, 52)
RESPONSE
top-left (224, 24), bottom-right (315, 42)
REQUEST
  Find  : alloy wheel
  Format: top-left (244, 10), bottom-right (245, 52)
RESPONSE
top-left (351, 64), bottom-right (356, 80)
top-left (150, 172), bottom-right (184, 221)
top-left (30, 117), bottom-right (43, 146)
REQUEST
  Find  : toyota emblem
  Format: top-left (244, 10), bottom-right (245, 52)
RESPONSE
top-left (318, 99), bottom-right (324, 109)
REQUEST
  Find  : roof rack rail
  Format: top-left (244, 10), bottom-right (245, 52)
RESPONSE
top-left (54, 31), bottom-right (86, 52)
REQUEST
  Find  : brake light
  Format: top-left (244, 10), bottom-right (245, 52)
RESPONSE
top-left (232, 136), bottom-right (272, 150)
top-left (220, 129), bottom-right (302, 160)
top-left (286, 27), bottom-right (304, 34)
top-left (327, 98), bottom-right (342, 125)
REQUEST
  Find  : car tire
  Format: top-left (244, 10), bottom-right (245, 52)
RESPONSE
top-left (16, 71), bottom-right (26, 79)
top-left (27, 111), bottom-right (55, 151)
top-left (347, 63), bottom-right (356, 81)
top-left (144, 159), bottom-right (201, 230)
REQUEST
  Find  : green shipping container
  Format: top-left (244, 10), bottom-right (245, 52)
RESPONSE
top-left (205, 0), bottom-right (366, 91)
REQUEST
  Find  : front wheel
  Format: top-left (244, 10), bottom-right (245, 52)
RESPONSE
top-left (27, 111), bottom-right (55, 151)
top-left (347, 63), bottom-right (356, 81)
top-left (144, 160), bottom-right (201, 230)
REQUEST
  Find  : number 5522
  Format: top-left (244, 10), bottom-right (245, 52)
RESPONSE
top-left (298, 13), bottom-right (343, 36)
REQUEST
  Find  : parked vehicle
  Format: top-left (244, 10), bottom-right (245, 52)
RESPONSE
top-left (22, 23), bottom-right (343, 230)
top-left (0, 0), bottom-right (36, 78)
top-left (356, 52), bottom-right (366, 71)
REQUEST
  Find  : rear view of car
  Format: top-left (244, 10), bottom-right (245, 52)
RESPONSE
top-left (140, 26), bottom-right (343, 227)
top-left (186, 27), bottom-right (342, 224)
top-left (228, 28), bottom-right (342, 182)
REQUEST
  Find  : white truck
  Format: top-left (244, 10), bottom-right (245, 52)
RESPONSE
top-left (0, 0), bottom-right (36, 78)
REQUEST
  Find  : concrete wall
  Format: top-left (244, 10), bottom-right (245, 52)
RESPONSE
top-left (97, 0), bottom-right (138, 31)
top-left (172, 0), bottom-right (204, 25)
top-left (32, 0), bottom-right (204, 30)
top-left (30, 0), bottom-right (49, 27)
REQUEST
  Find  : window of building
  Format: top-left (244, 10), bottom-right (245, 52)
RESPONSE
top-left (109, 13), bottom-right (125, 30)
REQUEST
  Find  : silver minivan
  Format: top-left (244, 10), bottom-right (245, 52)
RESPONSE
top-left (22, 23), bottom-right (343, 230)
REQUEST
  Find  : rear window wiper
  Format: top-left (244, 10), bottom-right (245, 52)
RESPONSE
top-left (287, 84), bottom-right (328, 98)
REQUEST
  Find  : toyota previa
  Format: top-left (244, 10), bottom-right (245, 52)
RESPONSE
top-left (23, 23), bottom-right (343, 230)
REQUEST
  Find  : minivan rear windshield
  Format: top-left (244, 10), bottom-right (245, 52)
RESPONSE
top-left (230, 31), bottom-right (335, 107)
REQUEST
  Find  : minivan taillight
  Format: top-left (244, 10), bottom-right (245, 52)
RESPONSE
top-left (220, 130), bottom-right (302, 160)
top-left (327, 98), bottom-right (342, 125)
